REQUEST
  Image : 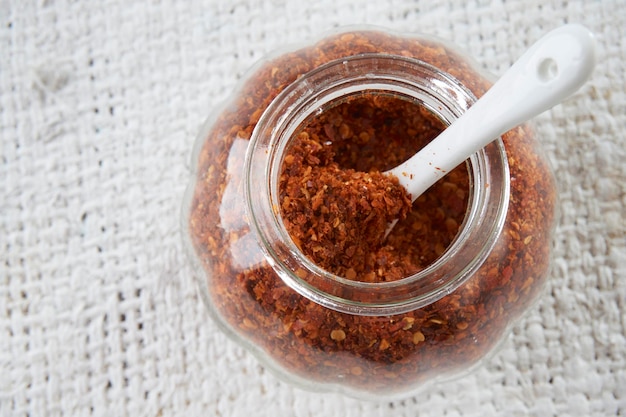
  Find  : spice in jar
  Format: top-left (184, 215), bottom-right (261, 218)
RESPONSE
top-left (186, 29), bottom-right (557, 396)
top-left (279, 94), bottom-right (467, 282)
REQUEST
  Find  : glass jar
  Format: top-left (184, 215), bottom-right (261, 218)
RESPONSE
top-left (183, 27), bottom-right (557, 399)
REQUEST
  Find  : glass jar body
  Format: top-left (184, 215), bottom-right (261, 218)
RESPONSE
top-left (183, 28), bottom-right (557, 399)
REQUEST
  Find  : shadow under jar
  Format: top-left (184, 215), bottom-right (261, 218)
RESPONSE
top-left (183, 28), bottom-right (557, 399)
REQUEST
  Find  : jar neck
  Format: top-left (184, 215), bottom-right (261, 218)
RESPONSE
top-left (245, 54), bottom-right (510, 316)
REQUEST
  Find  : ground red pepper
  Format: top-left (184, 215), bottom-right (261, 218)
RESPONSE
top-left (186, 30), bottom-right (557, 396)
top-left (279, 95), bottom-right (467, 282)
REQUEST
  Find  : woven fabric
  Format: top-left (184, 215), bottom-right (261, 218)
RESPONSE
top-left (1, 0), bottom-right (624, 416)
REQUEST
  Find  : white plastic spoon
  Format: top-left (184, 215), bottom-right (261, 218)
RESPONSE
top-left (386, 24), bottom-right (596, 207)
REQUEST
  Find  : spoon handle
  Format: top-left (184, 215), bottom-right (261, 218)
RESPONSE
top-left (387, 24), bottom-right (596, 201)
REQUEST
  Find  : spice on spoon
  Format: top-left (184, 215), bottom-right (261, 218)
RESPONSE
top-left (279, 137), bottom-right (412, 278)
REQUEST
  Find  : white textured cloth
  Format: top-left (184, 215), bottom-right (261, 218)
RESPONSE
top-left (1, 1), bottom-right (625, 416)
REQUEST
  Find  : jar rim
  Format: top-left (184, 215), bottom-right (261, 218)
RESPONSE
top-left (245, 54), bottom-right (510, 315)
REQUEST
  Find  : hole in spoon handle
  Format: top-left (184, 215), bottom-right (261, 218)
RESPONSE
top-left (537, 57), bottom-right (559, 82)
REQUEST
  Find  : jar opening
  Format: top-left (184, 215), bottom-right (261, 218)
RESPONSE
top-left (245, 54), bottom-right (510, 315)
top-left (278, 92), bottom-right (470, 283)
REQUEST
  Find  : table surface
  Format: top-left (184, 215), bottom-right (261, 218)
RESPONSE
top-left (1, 1), bottom-right (625, 416)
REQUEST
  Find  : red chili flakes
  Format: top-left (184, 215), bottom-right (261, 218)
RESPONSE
top-left (279, 95), bottom-right (465, 282)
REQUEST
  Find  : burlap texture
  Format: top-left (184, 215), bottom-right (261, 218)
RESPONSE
top-left (1, 1), bottom-right (624, 415)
